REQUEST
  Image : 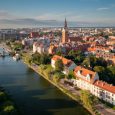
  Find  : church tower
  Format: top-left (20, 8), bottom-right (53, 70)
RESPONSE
top-left (62, 18), bottom-right (69, 43)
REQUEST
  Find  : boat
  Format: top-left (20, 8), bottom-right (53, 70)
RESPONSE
top-left (13, 53), bottom-right (20, 61)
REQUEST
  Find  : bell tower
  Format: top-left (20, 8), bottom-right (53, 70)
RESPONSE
top-left (62, 18), bottom-right (69, 43)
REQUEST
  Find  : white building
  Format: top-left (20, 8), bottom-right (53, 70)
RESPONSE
top-left (51, 55), bottom-right (76, 75)
top-left (73, 66), bottom-right (115, 105)
top-left (33, 38), bottom-right (50, 54)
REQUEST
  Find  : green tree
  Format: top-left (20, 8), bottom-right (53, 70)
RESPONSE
top-left (107, 66), bottom-right (115, 75)
top-left (56, 50), bottom-right (62, 56)
top-left (94, 66), bottom-right (105, 73)
top-left (55, 59), bottom-right (64, 72)
top-left (40, 53), bottom-right (51, 64)
top-left (53, 72), bottom-right (65, 82)
top-left (80, 90), bottom-right (98, 111)
top-left (31, 53), bottom-right (41, 65)
top-left (94, 66), bottom-right (109, 82)
top-left (67, 70), bottom-right (74, 79)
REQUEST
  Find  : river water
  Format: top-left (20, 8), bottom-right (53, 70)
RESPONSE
top-left (0, 49), bottom-right (90, 115)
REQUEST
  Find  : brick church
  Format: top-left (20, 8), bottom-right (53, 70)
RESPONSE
top-left (61, 19), bottom-right (82, 43)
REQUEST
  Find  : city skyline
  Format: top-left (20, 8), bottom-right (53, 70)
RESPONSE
top-left (0, 0), bottom-right (115, 28)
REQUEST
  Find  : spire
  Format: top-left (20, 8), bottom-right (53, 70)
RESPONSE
top-left (64, 18), bottom-right (67, 29)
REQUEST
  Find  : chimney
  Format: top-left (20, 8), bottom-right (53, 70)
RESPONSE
top-left (80, 70), bottom-right (82, 74)
top-left (102, 82), bottom-right (104, 87)
top-left (97, 81), bottom-right (99, 85)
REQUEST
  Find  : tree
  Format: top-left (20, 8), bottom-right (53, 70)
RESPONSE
top-left (53, 72), bottom-right (65, 82)
top-left (40, 53), bottom-right (51, 64)
top-left (56, 50), bottom-right (62, 56)
top-left (82, 56), bottom-right (107, 69)
top-left (82, 58), bottom-right (90, 67)
top-left (80, 90), bottom-right (98, 111)
top-left (93, 66), bottom-right (105, 73)
top-left (67, 70), bottom-right (74, 79)
top-left (96, 57), bottom-right (107, 67)
top-left (107, 66), bottom-right (115, 75)
top-left (94, 66), bottom-right (109, 82)
top-left (31, 53), bottom-right (41, 65)
top-left (106, 66), bottom-right (115, 85)
top-left (55, 59), bottom-right (64, 72)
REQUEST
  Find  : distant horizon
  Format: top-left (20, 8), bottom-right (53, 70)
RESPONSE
top-left (0, 19), bottom-right (115, 29)
top-left (0, 0), bottom-right (115, 28)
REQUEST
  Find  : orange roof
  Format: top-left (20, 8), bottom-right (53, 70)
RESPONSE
top-left (88, 47), bottom-right (96, 52)
top-left (74, 66), bottom-right (96, 83)
top-left (52, 55), bottom-right (73, 67)
top-left (94, 80), bottom-right (115, 94)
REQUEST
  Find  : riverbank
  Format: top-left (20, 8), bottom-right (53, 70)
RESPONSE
top-left (1, 43), bottom-right (115, 115)
top-left (22, 57), bottom-right (97, 115)
top-left (22, 53), bottom-right (115, 115)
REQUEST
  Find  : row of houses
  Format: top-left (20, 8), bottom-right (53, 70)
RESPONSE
top-left (51, 55), bottom-right (115, 105)
top-left (88, 45), bottom-right (115, 64)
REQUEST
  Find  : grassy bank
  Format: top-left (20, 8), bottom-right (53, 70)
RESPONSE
top-left (22, 54), bottom-right (100, 115)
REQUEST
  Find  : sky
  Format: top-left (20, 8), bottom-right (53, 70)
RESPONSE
top-left (0, 0), bottom-right (115, 28)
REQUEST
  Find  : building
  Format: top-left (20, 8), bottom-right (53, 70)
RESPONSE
top-left (30, 32), bottom-right (39, 38)
top-left (51, 55), bottom-right (76, 75)
top-left (62, 18), bottom-right (69, 43)
top-left (33, 42), bottom-right (46, 54)
top-left (61, 19), bottom-right (82, 43)
top-left (73, 66), bottom-right (115, 105)
top-left (33, 37), bottom-right (50, 54)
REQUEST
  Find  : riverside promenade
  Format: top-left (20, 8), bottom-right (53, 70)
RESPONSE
top-left (24, 61), bottom-right (115, 115)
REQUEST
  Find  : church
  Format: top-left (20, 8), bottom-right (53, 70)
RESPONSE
top-left (61, 19), bottom-right (82, 43)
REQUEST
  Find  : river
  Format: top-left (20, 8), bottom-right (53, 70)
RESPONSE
top-left (0, 49), bottom-right (90, 115)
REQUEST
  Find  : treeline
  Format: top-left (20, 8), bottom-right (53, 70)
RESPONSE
top-left (82, 55), bottom-right (115, 85)
top-left (63, 50), bottom-right (115, 85)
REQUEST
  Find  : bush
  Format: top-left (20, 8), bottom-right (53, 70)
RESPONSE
top-left (53, 72), bottom-right (65, 83)
top-left (0, 92), bottom-right (7, 102)
top-left (43, 66), bottom-right (53, 78)
top-left (80, 90), bottom-right (98, 111)
top-left (113, 106), bottom-right (115, 110)
top-left (67, 71), bottom-right (74, 79)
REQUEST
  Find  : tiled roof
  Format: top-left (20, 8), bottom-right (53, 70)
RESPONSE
top-left (52, 55), bottom-right (73, 67)
top-left (74, 66), bottom-right (96, 83)
top-left (94, 80), bottom-right (115, 94)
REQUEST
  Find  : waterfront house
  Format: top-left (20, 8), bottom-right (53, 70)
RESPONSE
top-left (51, 55), bottom-right (76, 75)
top-left (73, 66), bottom-right (115, 105)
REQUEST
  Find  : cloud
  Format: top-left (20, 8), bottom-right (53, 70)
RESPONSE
top-left (97, 7), bottom-right (109, 11)
top-left (0, 18), bottom-right (114, 28)
top-left (35, 12), bottom-right (71, 20)
top-left (35, 12), bottom-right (83, 22)
top-left (0, 10), bottom-right (17, 19)
top-left (0, 11), bottom-right (114, 28)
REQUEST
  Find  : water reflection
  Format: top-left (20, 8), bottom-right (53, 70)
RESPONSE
top-left (0, 55), bottom-right (90, 115)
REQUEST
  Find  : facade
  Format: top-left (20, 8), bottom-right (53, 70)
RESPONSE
top-left (33, 42), bottom-right (46, 54)
top-left (61, 19), bottom-right (83, 43)
top-left (73, 66), bottom-right (115, 105)
top-left (33, 38), bottom-right (50, 54)
top-left (51, 55), bottom-right (76, 75)
top-left (30, 32), bottom-right (39, 38)
top-left (62, 18), bottom-right (69, 43)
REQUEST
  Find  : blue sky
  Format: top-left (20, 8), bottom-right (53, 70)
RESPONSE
top-left (0, 0), bottom-right (115, 28)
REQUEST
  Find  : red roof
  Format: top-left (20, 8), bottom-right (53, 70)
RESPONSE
top-left (74, 66), bottom-right (97, 83)
top-left (52, 55), bottom-right (73, 67)
top-left (94, 80), bottom-right (115, 94)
